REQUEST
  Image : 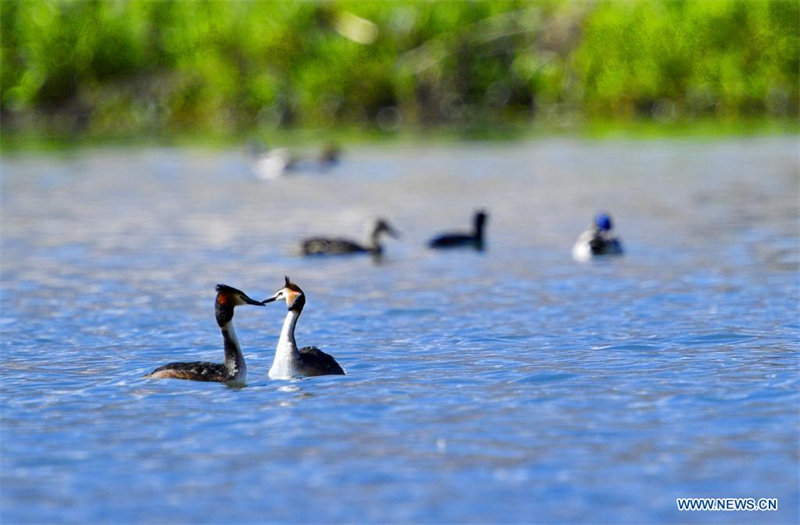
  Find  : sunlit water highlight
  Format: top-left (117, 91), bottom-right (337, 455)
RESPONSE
top-left (1, 137), bottom-right (798, 524)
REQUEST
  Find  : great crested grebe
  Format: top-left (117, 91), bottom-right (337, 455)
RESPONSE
top-left (301, 218), bottom-right (399, 257)
top-left (145, 284), bottom-right (263, 383)
top-left (572, 212), bottom-right (624, 262)
top-left (261, 276), bottom-right (345, 379)
top-left (428, 209), bottom-right (488, 251)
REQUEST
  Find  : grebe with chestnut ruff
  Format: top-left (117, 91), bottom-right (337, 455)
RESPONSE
top-left (261, 277), bottom-right (345, 379)
top-left (145, 284), bottom-right (263, 383)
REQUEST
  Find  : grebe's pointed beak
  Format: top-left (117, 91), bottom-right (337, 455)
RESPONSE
top-left (260, 295), bottom-right (278, 305)
top-left (243, 294), bottom-right (265, 306)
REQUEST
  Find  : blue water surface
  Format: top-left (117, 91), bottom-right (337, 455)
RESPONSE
top-left (1, 137), bottom-right (798, 524)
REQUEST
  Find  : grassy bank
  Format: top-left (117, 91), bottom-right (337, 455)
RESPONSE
top-left (2, 117), bottom-right (797, 154)
top-left (1, 0), bottom-right (798, 143)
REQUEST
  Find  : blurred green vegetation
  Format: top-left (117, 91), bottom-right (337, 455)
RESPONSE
top-left (1, 0), bottom-right (797, 142)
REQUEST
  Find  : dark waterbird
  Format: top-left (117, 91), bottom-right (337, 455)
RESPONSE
top-left (428, 210), bottom-right (488, 251)
top-left (301, 218), bottom-right (399, 257)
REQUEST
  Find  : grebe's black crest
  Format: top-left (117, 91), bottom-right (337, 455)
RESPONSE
top-left (428, 209), bottom-right (488, 250)
top-left (216, 283), bottom-right (263, 302)
top-left (216, 284), bottom-right (242, 295)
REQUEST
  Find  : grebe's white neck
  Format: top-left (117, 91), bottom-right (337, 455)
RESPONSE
top-left (221, 321), bottom-right (247, 382)
top-left (268, 309), bottom-right (301, 379)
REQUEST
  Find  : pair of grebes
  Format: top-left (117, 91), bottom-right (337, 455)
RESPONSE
top-left (147, 277), bottom-right (343, 383)
top-left (146, 211), bottom-right (622, 383)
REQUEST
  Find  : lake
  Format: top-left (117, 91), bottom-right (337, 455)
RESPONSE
top-left (1, 136), bottom-right (798, 524)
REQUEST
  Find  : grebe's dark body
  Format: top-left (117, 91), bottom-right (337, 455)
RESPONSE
top-left (286, 346), bottom-right (344, 377)
top-left (301, 218), bottom-right (398, 256)
top-left (147, 361), bottom-right (230, 382)
top-left (428, 210), bottom-right (488, 251)
top-left (145, 284), bottom-right (263, 383)
top-left (262, 277), bottom-right (345, 379)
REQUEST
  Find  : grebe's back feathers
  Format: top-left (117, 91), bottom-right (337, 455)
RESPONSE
top-left (146, 361), bottom-right (231, 382)
top-left (297, 346), bottom-right (345, 376)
